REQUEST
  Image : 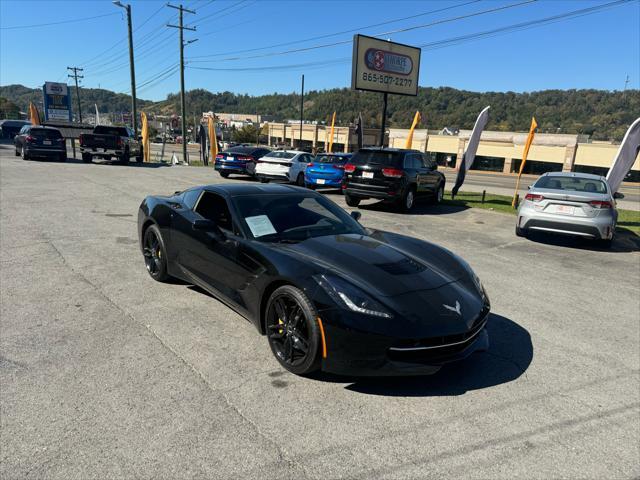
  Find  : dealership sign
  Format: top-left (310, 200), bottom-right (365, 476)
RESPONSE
top-left (351, 34), bottom-right (421, 96)
top-left (42, 82), bottom-right (72, 121)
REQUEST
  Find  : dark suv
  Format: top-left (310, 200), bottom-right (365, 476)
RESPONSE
top-left (342, 148), bottom-right (445, 212)
top-left (14, 125), bottom-right (66, 161)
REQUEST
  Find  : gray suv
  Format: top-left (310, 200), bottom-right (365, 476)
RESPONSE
top-left (516, 172), bottom-right (622, 248)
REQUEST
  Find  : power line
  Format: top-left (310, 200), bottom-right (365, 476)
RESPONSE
top-left (186, 0), bottom-right (246, 27)
top-left (190, 0), bottom-right (482, 59)
top-left (188, 0), bottom-right (537, 63)
top-left (192, 0), bottom-right (257, 32)
top-left (1, 11), bottom-right (119, 30)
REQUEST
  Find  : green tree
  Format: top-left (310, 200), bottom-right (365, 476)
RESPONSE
top-left (0, 96), bottom-right (20, 119)
top-left (232, 124), bottom-right (258, 143)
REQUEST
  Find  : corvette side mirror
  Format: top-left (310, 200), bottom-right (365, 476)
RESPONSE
top-left (192, 219), bottom-right (224, 238)
top-left (614, 192), bottom-right (624, 199)
top-left (350, 211), bottom-right (361, 222)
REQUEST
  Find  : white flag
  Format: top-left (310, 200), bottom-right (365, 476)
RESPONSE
top-left (606, 117), bottom-right (640, 193)
top-left (452, 106), bottom-right (490, 196)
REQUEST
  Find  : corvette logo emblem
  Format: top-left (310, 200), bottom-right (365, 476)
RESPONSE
top-left (443, 300), bottom-right (462, 316)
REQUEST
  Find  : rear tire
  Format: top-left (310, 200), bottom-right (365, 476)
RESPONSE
top-left (14, 147), bottom-right (20, 156)
top-left (82, 153), bottom-right (92, 163)
top-left (259, 177), bottom-right (269, 183)
top-left (219, 171), bottom-right (230, 178)
top-left (597, 237), bottom-right (613, 249)
top-left (306, 183), bottom-right (316, 190)
top-left (21, 147), bottom-right (29, 160)
top-left (142, 224), bottom-right (170, 282)
top-left (296, 173), bottom-right (305, 186)
top-left (119, 149), bottom-right (130, 164)
top-left (265, 285), bottom-right (321, 376)
top-left (345, 193), bottom-right (360, 207)
top-left (399, 186), bottom-right (416, 212)
top-left (59, 153), bottom-right (67, 162)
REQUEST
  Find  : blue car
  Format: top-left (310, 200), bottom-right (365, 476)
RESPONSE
top-left (304, 153), bottom-right (352, 189)
top-left (215, 146), bottom-right (272, 178)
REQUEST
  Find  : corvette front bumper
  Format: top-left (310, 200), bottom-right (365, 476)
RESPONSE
top-left (318, 307), bottom-right (490, 377)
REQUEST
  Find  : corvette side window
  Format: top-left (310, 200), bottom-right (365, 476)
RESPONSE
top-left (195, 192), bottom-right (234, 233)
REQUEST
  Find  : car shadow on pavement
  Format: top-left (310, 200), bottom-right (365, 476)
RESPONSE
top-left (523, 229), bottom-right (640, 253)
top-left (359, 200), bottom-right (470, 215)
top-left (309, 314), bottom-right (533, 397)
top-left (64, 158), bottom-right (172, 168)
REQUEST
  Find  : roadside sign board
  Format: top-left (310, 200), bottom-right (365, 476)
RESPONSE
top-left (351, 34), bottom-right (421, 96)
top-left (42, 82), bottom-right (72, 121)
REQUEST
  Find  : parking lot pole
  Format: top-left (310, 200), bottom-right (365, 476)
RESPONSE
top-left (380, 92), bottom-right (388, 147)
top-left (299, 74), bottom-right (304, 149)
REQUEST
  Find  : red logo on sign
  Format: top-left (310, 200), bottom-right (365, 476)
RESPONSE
top-left (373, 51), bottom-right (385, 70)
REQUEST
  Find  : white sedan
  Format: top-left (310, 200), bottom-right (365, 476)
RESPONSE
top-left (255, 150), bottom-right (314, 186)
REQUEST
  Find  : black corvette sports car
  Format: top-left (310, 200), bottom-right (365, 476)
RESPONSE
top-left (138, 184), bottom-right (490, 376)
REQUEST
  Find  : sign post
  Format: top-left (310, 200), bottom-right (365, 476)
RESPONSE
top-left (351, 34), bottom-right (421, 147)
top-left (42, 82), bottom-right (72, 122)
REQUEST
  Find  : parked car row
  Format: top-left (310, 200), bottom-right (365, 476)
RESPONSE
top-left (215, 147), bottom-right (447, 213)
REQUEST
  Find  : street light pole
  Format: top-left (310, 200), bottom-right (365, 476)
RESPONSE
top-left (113, 1), bottom-right (137, 136)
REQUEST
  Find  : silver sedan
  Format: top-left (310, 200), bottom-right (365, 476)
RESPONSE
top-left (516, 172), bottom-right (622, 248)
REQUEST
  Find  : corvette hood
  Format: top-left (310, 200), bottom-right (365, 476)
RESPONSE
top-left (275, 233), bottom-right (465, 296)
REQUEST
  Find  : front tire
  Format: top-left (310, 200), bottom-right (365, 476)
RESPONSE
top-left (265, 285), bottom-right (321, 375)
top-left (515, 226), bottom-right (527, 238)
top-left (142, 224), bottom-right (170, 282)
top-left (345, 193), bottom-right (360, 207)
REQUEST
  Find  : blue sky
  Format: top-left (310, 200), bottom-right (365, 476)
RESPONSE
top-left (1, 0), bottom-right (638, 101)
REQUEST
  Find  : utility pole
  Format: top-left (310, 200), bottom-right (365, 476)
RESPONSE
top-left (623, 75), bottom-right (630, 98)
top-left (299, 74), bottom-right (304, 149)
top-left (113, 1), bottom-right (138, 136)
top-left (67, 67), bottom-right (84, 123)
top-left (167, 3), bottom-right (196, 164)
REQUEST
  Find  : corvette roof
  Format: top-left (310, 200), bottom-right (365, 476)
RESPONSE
top-left (203, 183), bottom-right (308, 196)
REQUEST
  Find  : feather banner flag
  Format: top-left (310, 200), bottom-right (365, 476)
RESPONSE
top-left (208, 116), bottom-right (218, 163)
top-left (29, 102), bottom-right (40, 125)
top-left (404, 111), bottom-right (422, 149)
top-left (452, 106), bottom-right (490, 198)
top-left (512, 117), bottom-right (538, 207)
top-left (140, 111), bottom-right (150, 162)
top-left (606, 117), bottom-right (640, 193)
top-left (328, 112), bottom-right (336, 153)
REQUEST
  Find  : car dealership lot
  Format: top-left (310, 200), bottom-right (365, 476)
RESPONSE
top-left (1, 146), bottom-right (638, 479)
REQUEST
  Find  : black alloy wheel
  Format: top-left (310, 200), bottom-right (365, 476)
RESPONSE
top-left (143, 224), bottom-right (170, 282)
top-left (265, 285), bottom-right (321, 375)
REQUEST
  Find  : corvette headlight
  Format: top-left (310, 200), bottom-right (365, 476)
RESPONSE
top-left (314, 274), bottom-right (393, 318)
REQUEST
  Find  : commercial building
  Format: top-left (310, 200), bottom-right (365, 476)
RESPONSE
top-left (265, 122), bottom-right (640, 181)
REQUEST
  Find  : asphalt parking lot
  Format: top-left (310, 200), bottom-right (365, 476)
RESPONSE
top-left (1, 145), bottom-right (639, 479)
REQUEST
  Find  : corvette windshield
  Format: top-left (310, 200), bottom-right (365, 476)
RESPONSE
top-left (234, 194), bottom-right (365, 242)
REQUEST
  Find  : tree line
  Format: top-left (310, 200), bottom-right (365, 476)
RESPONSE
top-left (1, 83), bottom-right (637, 141)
